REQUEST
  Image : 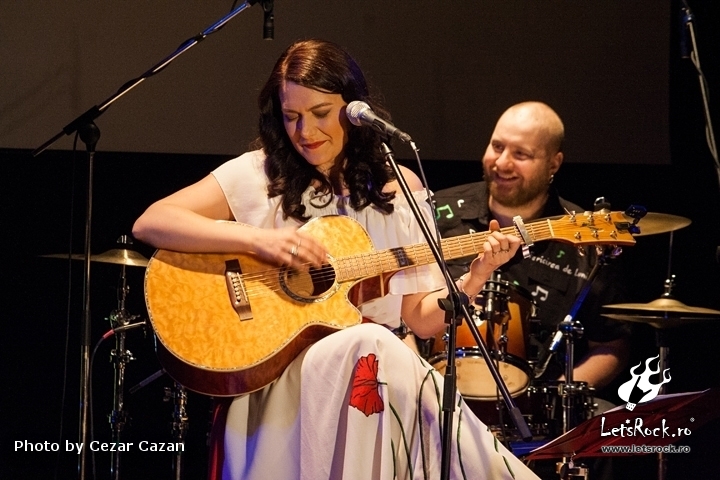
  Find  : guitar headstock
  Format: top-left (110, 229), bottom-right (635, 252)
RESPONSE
top-left (544, 211), bottom-right (636, 246)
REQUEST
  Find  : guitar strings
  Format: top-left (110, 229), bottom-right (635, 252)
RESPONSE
top-left (237, 219), bottom-right (626, 299)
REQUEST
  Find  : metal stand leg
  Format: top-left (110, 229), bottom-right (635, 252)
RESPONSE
top-left (109, 327), bottom-right (135, 480)
top-left (164, 382), bottom-right (189, 480)
top-left (656, 332), bottom-right (671, 480)
top-left (106, 247), bottom-right (141, 480)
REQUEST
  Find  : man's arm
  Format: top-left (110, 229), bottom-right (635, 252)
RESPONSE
top-left (561, 336), bottom-right (630, 390)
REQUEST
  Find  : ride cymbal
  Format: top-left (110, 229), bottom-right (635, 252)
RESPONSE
top-left (601, 313), bottom-right (719, 329)
top-left (41, 248), bottom-right (149, 267)
top-left (602, 297), bottom-right (720, 328)
top-left (603, 297), bottom-right (720, 315)
top-left (624, 212), bottom-right (691, 237)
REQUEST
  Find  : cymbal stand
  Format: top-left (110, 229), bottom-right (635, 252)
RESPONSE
top-left (555, 244), bottom-right (621, 480)
top-left (164, 382), bottom-right (189, 480)
top-left (107, 261), bottom-right (140, 480)
top-left (656, 273), bottom-right (676, 480)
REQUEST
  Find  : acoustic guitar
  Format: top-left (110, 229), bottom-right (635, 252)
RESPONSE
top-left (144, 212), bottom-right (635, 396)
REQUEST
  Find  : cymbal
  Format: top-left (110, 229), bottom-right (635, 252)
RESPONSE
top-left (601, 313), bottom-right (718, 329)
top-left (602, 297), bottom-right (720, 328)
top-left (624, 212), bottom-right (691, 237)
top-left (604, 297), bottom-right (720, 315)
top-left (41, 248), bottom-right (149, 267)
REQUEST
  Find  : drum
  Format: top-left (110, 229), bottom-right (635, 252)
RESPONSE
top-left (471, 380), bottom-right (596, 441)
top-left (428, 280), bottom-right (536, 400)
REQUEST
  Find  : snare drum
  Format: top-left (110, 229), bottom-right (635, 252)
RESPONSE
top-left (429, 280), bottom-right (536, 400)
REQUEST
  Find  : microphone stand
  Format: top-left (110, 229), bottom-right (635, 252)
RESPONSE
top-left (78, 122), bottom-right (100, 480)
top-left (680, 2), bottom-right (720, 189)
top-left (31, 0), bottom-right (261, 158)
top-left (30, 3), bottom-right (263, 479)
top-left (379, 143), bottom-right (531, 480)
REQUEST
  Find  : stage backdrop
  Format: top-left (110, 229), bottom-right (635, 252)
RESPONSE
top-left (1, 0), bottom-right (669, 164)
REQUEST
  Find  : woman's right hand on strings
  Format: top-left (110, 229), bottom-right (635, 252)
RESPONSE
top-left (133, 175), bottom-right (328, 269)
top-left (251, 226), bottom-right (328, 269)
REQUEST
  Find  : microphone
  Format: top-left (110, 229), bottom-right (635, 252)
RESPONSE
top-left (679, 6), bottom-right (693, 59)
top-left (532, 316), bottom-right (568, 378)
top-left (262, 0), bottom-right (274, 40)
top-left (346, 101), bottom-right (412, 143)
top-left (483, 271), bottom-right (500, 322)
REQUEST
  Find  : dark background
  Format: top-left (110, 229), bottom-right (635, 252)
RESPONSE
top-left (3, 1), bottom-right (720, 479)
top-left (2, 0), bottom-right (669, 164)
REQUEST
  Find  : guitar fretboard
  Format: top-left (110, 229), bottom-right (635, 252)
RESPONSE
top-left (334, 220), bottom-right (556, 283)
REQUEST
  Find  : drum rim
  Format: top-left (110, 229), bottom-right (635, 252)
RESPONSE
top-left (427, 348), bottom-right (534, 400)
top-left (428, 348), bottom-right (533, 376)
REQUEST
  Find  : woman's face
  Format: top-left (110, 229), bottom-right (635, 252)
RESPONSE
top-left (279, 80), bottom-right (350, 173)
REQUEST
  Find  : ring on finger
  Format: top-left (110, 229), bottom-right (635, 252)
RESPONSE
top-left (290, 244), bottom-right (299, 256)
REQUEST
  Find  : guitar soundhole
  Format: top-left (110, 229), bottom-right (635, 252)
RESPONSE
top-left (281, 263), bottom-right (337, 303)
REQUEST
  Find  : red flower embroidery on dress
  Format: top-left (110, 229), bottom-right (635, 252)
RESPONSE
top-left (350, 353), bottom-right (384, 416)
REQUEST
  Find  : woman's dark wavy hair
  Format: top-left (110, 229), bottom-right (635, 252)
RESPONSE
top-left (256, 38), bottom-right (396, 222)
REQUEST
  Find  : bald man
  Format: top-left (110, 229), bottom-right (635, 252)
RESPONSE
top-left (433, 102), bottom-right (630, 421)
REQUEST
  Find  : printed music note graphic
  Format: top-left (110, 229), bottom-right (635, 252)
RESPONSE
top-left (436, 204), bottom-right (454, 219)
top-left (531, 285), bottom-right (549, 301)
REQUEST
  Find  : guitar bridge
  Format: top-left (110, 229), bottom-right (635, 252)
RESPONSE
top-left (225, 259), bottom-right (253, 321)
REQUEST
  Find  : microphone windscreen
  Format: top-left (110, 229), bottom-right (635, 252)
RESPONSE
top-left (346, 100), bottom-right (369, 127)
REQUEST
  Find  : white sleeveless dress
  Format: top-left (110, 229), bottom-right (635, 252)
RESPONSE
top-left (211, 150), bottom-right (539, 480)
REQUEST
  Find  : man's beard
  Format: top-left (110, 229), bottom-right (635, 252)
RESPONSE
top-left (485, 169), bottom-right (549, 209)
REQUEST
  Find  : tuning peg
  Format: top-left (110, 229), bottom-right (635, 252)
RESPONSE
top-left (594, 196), bottom-right (611, 211)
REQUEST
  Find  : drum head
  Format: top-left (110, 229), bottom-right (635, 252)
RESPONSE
top-left (429, 349), bottom-right (531, 400)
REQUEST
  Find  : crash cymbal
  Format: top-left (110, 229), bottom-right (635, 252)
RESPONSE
top-left (603, 297), bottom-right (720, 315)
top-left (41, 248), bottom-right (149, 267)
top-left (601, 313), bottom-right (718, 329)
top-left (623, 212), bottom-right (691, 237)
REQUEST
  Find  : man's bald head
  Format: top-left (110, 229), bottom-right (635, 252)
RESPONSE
top-left (482, 101), bottom-right (565, 215)
top-left (497, 102), bottom-right (565, 157)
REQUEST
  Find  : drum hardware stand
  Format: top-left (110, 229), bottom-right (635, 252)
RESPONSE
top-left (164, 382), bottom-right (190, 480)
top-left (380, 143), bottom-right (532, 480)
top-left (553, 241), bottom-right (622, 480)
top-left (654, 254), bottom-right (677, 480)
top-left (107, 248), bottom-right (144, 480)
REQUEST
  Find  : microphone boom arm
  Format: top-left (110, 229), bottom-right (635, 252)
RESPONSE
top-left (32, 0), bottom-right (261, 157)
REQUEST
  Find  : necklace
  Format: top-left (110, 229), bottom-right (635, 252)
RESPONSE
top-left (308, 188), bottom-right (334, 208)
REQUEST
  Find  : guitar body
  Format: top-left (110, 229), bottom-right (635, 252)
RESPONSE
top-left (146, 216), bottom-right (376, 396)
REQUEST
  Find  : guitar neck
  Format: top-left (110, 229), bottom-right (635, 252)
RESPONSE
top-left (333, 222), bottom-right (540, 283)
top-left (333, 212), bottom-right (635, 283)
